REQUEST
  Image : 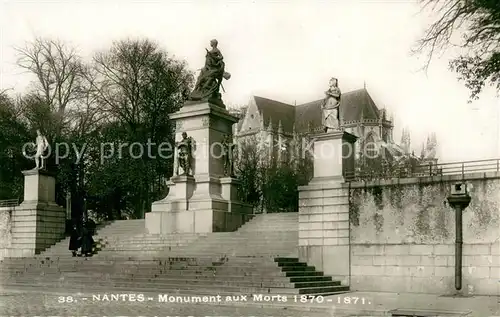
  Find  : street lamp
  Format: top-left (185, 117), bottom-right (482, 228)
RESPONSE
top-left (446, 183), bottom-right (471, 291)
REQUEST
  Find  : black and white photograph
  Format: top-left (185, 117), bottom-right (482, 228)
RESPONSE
top-left (0, 0), bottom-right (499, 316)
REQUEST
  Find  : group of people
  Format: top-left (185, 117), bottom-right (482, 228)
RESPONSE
top-left (68, 219), bottom-right (96, 257)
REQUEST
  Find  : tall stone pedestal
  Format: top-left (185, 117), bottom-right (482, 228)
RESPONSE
top-left (298, 131), bottom-right (357, 285)
top-left (8, 169), bottom-right (65, 257)
top-left (146, 102), bottom-right (252, 234)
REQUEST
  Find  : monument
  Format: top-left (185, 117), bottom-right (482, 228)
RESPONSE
top-left (298, 77), bottom-right (357, 286)
top-left (321, 77), bottom-right (341, 133)
top-left (175, 132), bottom-right (194, 176)
top-left (146, 39), bottom-right (251, 234)
top-left (221, 134), bottom-right (236, 177)
top-left (7, 130), bottom-right (65, 257)
top-left (34, 129), bottom-right (49, 170)
top-left (188, 39), bottom-right (231, 108)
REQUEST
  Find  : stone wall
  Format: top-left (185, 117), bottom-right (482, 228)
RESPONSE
top-left (0, 207), bottom-right (13, 259)
top-left (348, 172), bottom-right (500, 295)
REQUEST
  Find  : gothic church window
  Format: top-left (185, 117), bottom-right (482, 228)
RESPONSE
top-left (365, 133), bottom-right (378, 158)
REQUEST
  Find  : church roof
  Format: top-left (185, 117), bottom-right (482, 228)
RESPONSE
top-left (339, 88), bottom-right (380, 122)
top-left (294, 88), bottom-right (382, 133)
top-left (253, 96), bottom-right (296, 133)
top-left (244, 88), bottom-right (384, 135)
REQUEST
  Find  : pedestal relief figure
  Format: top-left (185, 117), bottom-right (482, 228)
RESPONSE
top-left (322, 77), bottom-right (342, 133)
top-left (176, 132), bottom-right (193, 176)
top-left (34, 129), bottom-right (49, 170)
top-left (222, 135), bottom-right (236, 177)
top-left (189, 39), bottom-right (231, 105)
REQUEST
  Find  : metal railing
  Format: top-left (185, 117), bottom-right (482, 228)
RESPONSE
top-left (344, 158), bottom-right (500, 182)
top-left (0, 199), bottom-right (19, 207)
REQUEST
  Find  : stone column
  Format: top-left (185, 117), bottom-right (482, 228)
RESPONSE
top-left (9, 169), bottom-right (65, 257)
top-left (146, 102), bottom-right (252, 234)
top-left (298, 131), bottom-right (357, 285)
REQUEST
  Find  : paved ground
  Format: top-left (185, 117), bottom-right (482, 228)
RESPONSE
top-left (0, 287), bottom-right (498, 316)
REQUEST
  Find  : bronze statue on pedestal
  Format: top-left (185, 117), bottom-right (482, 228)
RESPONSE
top-left (33, 129), bottom-right (49, 170)
top-left (176, 132), bottom-right (193, 176)
top-left (189, 39), bottom-right (231, 107)
top-left (222, 134), bottom-right (236, 177)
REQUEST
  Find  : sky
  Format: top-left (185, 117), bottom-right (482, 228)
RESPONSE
top-left (0, 0), bottom-right (499, 162)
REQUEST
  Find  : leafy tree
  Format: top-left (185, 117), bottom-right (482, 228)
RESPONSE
top-left (87, 38), bottom-right (193, 219)
top-left (235, 137), bottom-right (262, 210)
top-left (414, 0), bottom-right (500, 100)
top-left (0, 93), bottom-right (31, 200)
top-left (6, 37), bottom-right (193, 222)
top-left (235, 133), bottom-right (310, 213)
top-left (262, 162), bottom-right (299, 213)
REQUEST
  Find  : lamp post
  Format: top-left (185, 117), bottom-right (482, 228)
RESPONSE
top-left (446, 183), bottom-right (471, 291)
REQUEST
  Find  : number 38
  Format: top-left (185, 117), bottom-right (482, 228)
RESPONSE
top-left (58, 296), bottom-right (75, 303)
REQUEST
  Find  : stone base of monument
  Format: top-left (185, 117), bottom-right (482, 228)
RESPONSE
top-left (147, 176), bottom-right (252, 234)
top-left (298, 131), bottom-right (356, 286)
top-left (146, 101), bottom-right (252, 234)
top-left (7, 169), bottom-right (65, 257)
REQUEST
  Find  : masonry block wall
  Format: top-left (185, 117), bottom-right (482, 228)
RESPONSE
top-left (0, 207), bottom-right (13, 259)
top-left (0, 170), bottom-right (65, 259)
top-left (348, 173), bottom-right (500, 295)
top-left (298, 184), bottom-right (350, 285)
top-left (9, 203), bottom-right (66, 257)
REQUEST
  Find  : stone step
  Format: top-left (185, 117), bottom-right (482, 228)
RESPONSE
top-left (1, 258), bottom-right (277, 267)
top-left (239, 225), bottom-right (298, 228)
top-left (1, 266), bottom-right (317, 277)
top-left (90, 246), bottom-right (192, 251)
top-left (1, 260), bottom-right (285, 270)
top-left (87, 235), bottom-right (296, 244)
top-left (0, 269), bottom-right (291, 278)
top-left (3, 280), bottom-right (306, 294)
top-left (2, 255), bottom-right (254, 263)
top-left (95, 247), bottom-right (297, 253)
top-left (1, 271), bottom-right (295, 281)
top-left (285, 271), bottom-right (324, 277)
top-left (98, 233), bottom-right (205, 238)
top-left (99, 239), bottom-right (198, 244)
top-left (94, 251), bottom-right (296, 256)
top-left (6, 275), bottom-right (302, 288)
top-left (0, 264), bottom-right (287, 272)
top-left (99, 227), bottom-right (146, 230)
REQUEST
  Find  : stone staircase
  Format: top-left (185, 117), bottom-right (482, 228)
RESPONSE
top-left (0, 213), bottom-right (349, 296)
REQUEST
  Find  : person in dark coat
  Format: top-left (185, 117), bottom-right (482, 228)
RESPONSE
top-left (80, 220), bottom-right (95, 257)
top-left (68, 221), bottom-right (82, 257)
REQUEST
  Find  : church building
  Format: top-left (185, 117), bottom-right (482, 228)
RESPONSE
top-left (233, 87), bottom-right (421, 172)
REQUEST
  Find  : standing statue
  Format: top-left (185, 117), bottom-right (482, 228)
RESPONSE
top-left (322, 77), bottom-right (342, 133)
top-left (176, 132), bottom-right (193, 176)
top-left (34, 129), bottom-right (49, 170)
top-left (189, 39), bottom-right (231, 106)
top-left (221, 135), bottom-right (236, 177)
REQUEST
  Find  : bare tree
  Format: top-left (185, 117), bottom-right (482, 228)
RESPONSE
top-left (91, 38), bottom-right (193, 131)
top-left (413, 0), bottom-right (500, 100)
top-left (15, 37), bottom-right (84, 114)
top-left (67, 66), bottom-right (105, 138)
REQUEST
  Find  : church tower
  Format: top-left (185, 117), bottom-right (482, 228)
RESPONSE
top-left (400, 128), bottom-right (411, 154)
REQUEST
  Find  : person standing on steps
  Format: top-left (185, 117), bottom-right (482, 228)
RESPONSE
top-left (68, 220), bottom-right (82, 257)
top-left (80, 219), bottom-right (95, 257)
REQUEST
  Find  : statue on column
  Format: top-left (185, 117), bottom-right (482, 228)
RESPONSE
top-left (221, 134), bottom-right (236, 177)
top-left (34, 129), bottom-right (49, 170)
top-left (189, 39), bottom-right (231, 106)
top-left (176, 132), bottom-right (193, 176)
top-left (322, 77), bottom-right (342, 133)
